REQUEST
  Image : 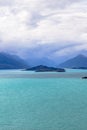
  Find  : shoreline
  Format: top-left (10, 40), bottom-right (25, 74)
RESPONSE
top-left (0, 72), bottom-right (87, 78)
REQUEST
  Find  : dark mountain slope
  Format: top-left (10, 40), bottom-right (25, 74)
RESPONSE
top-left (58, 54), bottom-right (87, 68)
top-left (0, 52), bottom-right (29, 69)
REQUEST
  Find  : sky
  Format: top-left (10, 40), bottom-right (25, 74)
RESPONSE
top-left (0, 0), bottom-right (87, 65)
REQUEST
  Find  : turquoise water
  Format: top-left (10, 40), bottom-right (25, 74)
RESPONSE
top-left (0, 71), bottom-right (87, 130)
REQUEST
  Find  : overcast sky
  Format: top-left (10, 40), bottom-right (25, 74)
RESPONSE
top-left (0, 0), bottom-right (87, 62)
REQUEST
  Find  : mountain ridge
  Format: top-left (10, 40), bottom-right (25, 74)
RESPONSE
top-left (58, 54), bottom-right (87, 68)
top-left (0, 52), bottom-right (29, 69)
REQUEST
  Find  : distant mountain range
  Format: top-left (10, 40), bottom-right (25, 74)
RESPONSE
top-left (0, 52), bottom-right (87, 69)
top-left (58, 54), bottom-right (87, 68)
top-left (0, 52), bottom-right (29, 69)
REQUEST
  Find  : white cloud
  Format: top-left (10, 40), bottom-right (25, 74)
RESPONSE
top-left (0, 0), bottom-right (87, 58)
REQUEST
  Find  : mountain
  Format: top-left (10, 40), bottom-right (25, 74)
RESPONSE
top-left (0, 52), bottom-right (29, 69)
top-left (58, 54), bottom-right (87, 68)
top-left (26, 57), bottom-right (56, 67)
top-left (25, 65), bottom-right (65, 72)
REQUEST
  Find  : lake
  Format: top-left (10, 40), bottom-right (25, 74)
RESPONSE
top-left (0, 69), bottom-right (87, 130)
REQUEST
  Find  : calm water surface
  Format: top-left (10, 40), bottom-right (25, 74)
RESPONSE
top-left (0, 70), bottom-right (87, 130)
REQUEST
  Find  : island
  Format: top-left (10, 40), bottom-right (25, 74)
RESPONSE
top-left (25, 65), bottom-right (65, 72)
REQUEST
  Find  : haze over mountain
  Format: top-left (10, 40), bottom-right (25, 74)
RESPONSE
top-left (25, 57), bottom-right (56, 67)
top-left (0, 52), bottom-right (87, 69)
top-left (58, 54), bottom-right (87, 68)
top-left (0, 52), bottom-right (28, 69)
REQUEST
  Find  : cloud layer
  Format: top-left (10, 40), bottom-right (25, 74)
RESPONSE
top-left (0, 0), bottom-right (87, 62)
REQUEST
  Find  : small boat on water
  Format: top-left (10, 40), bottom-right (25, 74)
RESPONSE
top-left (82, 76), bottom-right (87, 79)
